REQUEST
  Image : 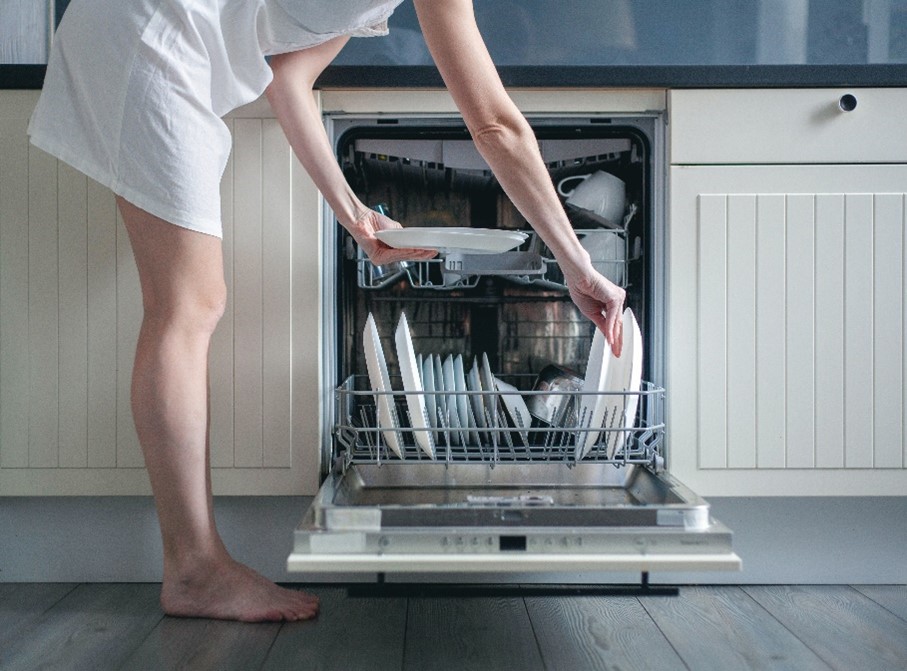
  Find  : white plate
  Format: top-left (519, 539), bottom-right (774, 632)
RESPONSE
top-left (441, 354), bottom-right (463, 446)
top-left (375, 227), bottom-right (528, 254)
top-left (494, 377), bottom-right (531, 447)
top-left (468, 357), bottom-right (488, 441)
top-left (431, 353), bottom-right (456, 447)
top-left (394, 312), bottom-right (434, 458)
top-left (607, 308), bottom-right (643, 458)
top-left (453, 354), bottom-right (479, 445)
top-left (421, 354), bottom-right (438, 432)
top-left (481, 353), bottom-right (511, 448)
top-left (575, 324), bottom-right (611, 460)
top-left (363, 313), bottom-right (402, 458)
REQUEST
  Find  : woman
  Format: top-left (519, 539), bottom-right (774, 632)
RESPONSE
top-left (29, 0), bottom-right (625, 622)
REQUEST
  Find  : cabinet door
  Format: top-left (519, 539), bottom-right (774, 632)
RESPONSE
top-left (0, 93), bottom-right (322, 495)
top-left (669, 164), bottom-right (907, 495)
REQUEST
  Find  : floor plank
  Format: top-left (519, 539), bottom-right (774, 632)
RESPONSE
top-left (640, 586), bottom-right (831, 671)
top-left (0, 583), bottom-right (163, 671)
top-left (525, 594), bottom-right (685, 671)
top-left (744, 585), bottom-right (907, 671)
top-left (261, 587), bottom-right (407, 671)
top-left (120, 616), bottom-right (282, 671)
top-left (0, 583), bottom-right (77, 654)
top-left (3, 583), bottom-right (905, 671)
top-left (403, 596), bottom-right (544, 671)
top-left (852, 585), bottom-right (907, 622)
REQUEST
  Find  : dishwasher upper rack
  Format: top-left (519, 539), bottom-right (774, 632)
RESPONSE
top-left (333, 375), bottom-right (664, 468)
top-left (355, 228), bottom-right (633, 291)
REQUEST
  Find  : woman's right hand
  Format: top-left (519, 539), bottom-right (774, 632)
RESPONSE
top-left (346, 209), bottom-right (438, 266)
top-left (566, 268), bottom-right (626, 357)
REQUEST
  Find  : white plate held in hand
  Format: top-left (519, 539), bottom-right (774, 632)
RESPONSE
top-left (606, 308), bottom-right (643, 458)
top-left (575, 325), bottom-right (611, 460)
top-left (575, 307), bottom-right (644, 460)
top-left (376, 227), bottom-right (527, 254)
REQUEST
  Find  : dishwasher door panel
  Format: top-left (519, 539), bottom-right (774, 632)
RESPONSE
top-left (287, 463), bottom-right (740, 574)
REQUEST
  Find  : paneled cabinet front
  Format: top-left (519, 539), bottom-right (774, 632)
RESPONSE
top-left (0, 92), bottom-right (322, 495)
top-left (668, 164), bottom-right (907, 495)
top-left (668, 88), bottom-right (907, 496)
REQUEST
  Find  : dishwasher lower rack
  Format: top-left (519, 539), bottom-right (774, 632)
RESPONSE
top-left (332, 375), bottom-right (664, 469)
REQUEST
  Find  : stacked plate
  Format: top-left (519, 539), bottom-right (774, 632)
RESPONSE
top-left (363, 307), bottom-right (642, 461)
top-left (363, 312), bottom-right (532, 457)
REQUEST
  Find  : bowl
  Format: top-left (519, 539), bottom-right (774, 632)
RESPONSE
top-left (526, 364), bottom-right (584, 426)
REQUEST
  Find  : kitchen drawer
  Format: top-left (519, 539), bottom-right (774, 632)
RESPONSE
top-left (669, 88), bottom-right (907, 165)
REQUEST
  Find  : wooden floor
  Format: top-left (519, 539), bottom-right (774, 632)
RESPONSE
top-left (1, 584), bottom-right (906, 670)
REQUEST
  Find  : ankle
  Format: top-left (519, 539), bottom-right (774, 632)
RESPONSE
top-left (163, 544), bottom-right (232, 584)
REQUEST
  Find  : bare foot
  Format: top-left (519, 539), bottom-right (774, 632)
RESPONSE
top-left (160, 556), bottom-right (319, 622)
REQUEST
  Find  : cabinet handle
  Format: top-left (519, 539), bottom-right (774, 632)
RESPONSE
top-left (839, 93), bottom-right (858, 112)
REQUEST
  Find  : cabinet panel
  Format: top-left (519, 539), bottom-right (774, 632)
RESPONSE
top-left (0, 92), bottom-right (320, 495)
top-left (670, 89), bottom-right (907, 165)
top-left (669, 165), bottom-right (907, 495)
top-left (0, 115), bottom-right (29, 469)
top-left (784, 195), bottom-right (816, 469)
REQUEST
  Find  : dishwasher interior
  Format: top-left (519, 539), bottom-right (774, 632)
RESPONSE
top-left (287, 113), bottom-right (740, 576)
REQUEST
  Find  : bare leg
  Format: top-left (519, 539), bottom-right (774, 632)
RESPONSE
top-left (118, 198), bottom-right (318, 622)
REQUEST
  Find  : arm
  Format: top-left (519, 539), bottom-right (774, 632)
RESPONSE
top-left (265, 39), bottom-right (436, 265)
top-left (413, 0), bottom-right (624, 353)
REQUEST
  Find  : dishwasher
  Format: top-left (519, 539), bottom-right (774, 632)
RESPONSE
top-left (286, 111), bottom-right (741, 586)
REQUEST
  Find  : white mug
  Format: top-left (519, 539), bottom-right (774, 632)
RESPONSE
top-left (557, 170), bottom-right (626, 228)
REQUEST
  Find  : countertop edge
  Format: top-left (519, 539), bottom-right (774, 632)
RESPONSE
top-left (3, 64), bottom-right (906, 91)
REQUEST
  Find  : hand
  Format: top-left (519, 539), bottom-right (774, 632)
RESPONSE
top-left (566, 269), bottom-right (626, 357)
top-left (346, 209), bottom-right (438, 266)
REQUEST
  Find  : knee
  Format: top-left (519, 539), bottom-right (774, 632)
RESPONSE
top-left (194, 283), bottom-right (228, 334)
top-left (144, 282), bottom-right (227, 337)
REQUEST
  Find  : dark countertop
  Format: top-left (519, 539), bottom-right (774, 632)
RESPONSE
top-left (3, 64), bottom-right (906, 91)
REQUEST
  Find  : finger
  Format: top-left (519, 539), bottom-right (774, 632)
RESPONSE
top-left (589, 308), bottom-right (609, 335)
top-left (602, 307), bottom-right (621, 358)
top-left (611, 310), bottom-right (624, 358)
top-left (372, 247), bottom-right (437, 265)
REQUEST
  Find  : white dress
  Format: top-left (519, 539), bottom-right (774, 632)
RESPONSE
top-left (28, 0), bottom-right (404, 237)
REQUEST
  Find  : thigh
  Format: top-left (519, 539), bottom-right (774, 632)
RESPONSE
top-left (117, 197), bottom-right (226, 320)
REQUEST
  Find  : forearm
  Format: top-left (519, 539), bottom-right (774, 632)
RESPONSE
top-left (471, 116), bottom-right (592, 280)
top-left (413, 0), bottom-right (592, 282)
top-left (266, 44), bottom-right (368, 230)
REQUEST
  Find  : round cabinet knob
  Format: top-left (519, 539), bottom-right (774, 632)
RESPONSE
top-left (839, 93), bottom-right (858, 112)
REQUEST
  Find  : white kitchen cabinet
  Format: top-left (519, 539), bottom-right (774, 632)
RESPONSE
top-left (0, 92), bottom-right (322, 495)
top-left (670, 88), bottom-right (907, 165)
top-left (668, 161), bottom-right (907, 496)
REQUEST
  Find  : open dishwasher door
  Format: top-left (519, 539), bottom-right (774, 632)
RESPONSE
top-left (287, 113), bottom-right (740, 576)
top-left (287, 377), bottom-right (740, 575)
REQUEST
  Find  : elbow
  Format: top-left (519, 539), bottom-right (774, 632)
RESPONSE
top-left (470, 113), bottom-right (536, 162)
top-left (267, 52), bottom-right (317, 97)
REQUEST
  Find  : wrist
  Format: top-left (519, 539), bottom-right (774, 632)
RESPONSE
top-left (555, 244), bottom-right (594, 284)
top-left (334, 193), bottom-right (370, 232)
